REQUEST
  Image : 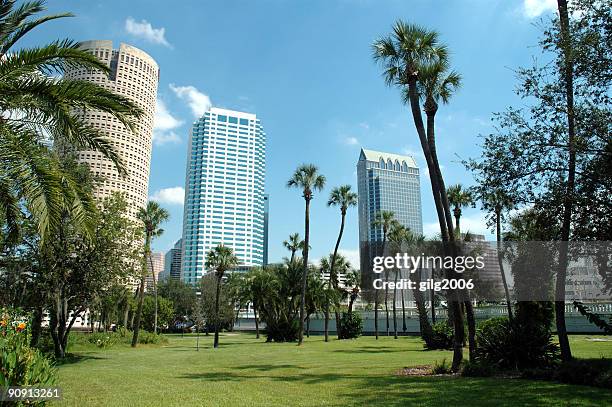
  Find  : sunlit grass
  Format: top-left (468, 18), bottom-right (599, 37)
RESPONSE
top-left (56, 333), bottom-right (612, 406)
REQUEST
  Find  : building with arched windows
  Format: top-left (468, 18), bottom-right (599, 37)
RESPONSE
top-left (357, 148), bottom-right (423, 274)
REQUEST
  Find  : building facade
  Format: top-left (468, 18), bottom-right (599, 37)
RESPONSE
top-left (181, 108), bottom-right (266, 285)
top-left (63, 40), bottom-right (159, 219)
top-left (263, 194), bottom-right (270, 265)
top-left (162, 238), bottom-right (183, 281)
top-left (357, 148), bottom-right (423, 274)
top-left (145, 252), bottom-right (165, 292)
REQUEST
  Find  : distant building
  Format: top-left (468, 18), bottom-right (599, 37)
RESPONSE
top-left (263, 194), bottom-right (270, 265)
top-left (63, 40), bottom-right (159, 220)
top-left (357, 148), bottom-right (422, 276)
top-left (181, 108), bottom-right (266, 285)
top-left (145, 252), bottom-right (165, 291)
top-left (162, 238), bottom-right (183, 281)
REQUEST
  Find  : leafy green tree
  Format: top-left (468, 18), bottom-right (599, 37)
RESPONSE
top-left (327, 185), bottom-right (357, 340)
top-left (319, 254), bottom-right (350, 340)
top-left (30, 188), bottom-right (140, 357)
top-left (157, 279), bottom-right (197, 329)
top-left (466, 0), bottom-right (611, 361)
top-left (142, 295), bottom-right (174, 332)
top-left (198, 273), bottom-right (234, 337)
top-left (287, 164), bottom-right (325, 345)
top-left (132, 201), bottom-right (169, 347)
top-left (205, 244), bottom-right (239, 349)
top-left (0, 0), bottom-right (142, 241)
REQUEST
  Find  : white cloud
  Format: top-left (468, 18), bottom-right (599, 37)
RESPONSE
top-left (153, 99), bottom-right (183, 145)
top-left (125, 17), bottom-right (171, 48)
top-left (358, 122), bottom-right (370, 130)
top-left (523, 0), bottom-right (557, 18)
top-left (150, 186), bottom-right (185, 205)
top-left (169, 84), bottom-right (212, 118)
top-left (343, 136), bottom-right (360, 146)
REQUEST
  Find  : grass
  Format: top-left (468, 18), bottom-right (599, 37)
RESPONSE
top-left (56, 333), bottom-right (612, 406)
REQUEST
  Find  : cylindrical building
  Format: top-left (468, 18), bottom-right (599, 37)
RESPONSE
top-left (63, 40), bottom-right (159, 219)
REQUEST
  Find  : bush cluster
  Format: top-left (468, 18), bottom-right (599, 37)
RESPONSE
top-left (425, 321), bottom-right (454, 350)
top-left (475, 313), bottom-right (559, 370)
top-left (338, 312), bottom-right (363, 339)
top-left (522, 359), bottom-right (612, 389)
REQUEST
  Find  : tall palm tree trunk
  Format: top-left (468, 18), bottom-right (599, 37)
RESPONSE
top-left (298, 198), bottom-right (311, 345)
top-left (465, 299), bottom-right (476, 360)
top-left (324, 299), bottom-right (330, 342)
top-left (496, 210), bottom-right (513, 320)
top-left (131, 236), bottom-right (150, 347)
top-left (401, 269), bottom-right (407, 332)
top-left (393, 268), bottom-right (398, 339)
top-left (555, 0), bottom-right (575, 362)
top-left (214, 274), bottom-right (222, 349)
top-left (384, 269), bottom-right (390, 336)
top-left (420, 90), bottom-right (464, 371)
top-left (148, 251), bottom-right (158, 334)
top-left (253, 302), bottom-right (260, 339)
top-left (330, 211), bottom-right (346, 339)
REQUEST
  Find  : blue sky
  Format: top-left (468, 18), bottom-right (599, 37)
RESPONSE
top-left (24, 0), bottom-right (559, 266)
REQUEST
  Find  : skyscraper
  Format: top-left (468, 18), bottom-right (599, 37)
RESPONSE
top-left (163, 238), bottom-right (183, 281)
top-left (145, 252), bottom-right (165, 291)
top-left (263, 194), bottom-right (270, 265)
top-left (357, 148), bottom-right (422, 273)
top-left (181, 108), bottom-right (266, 285)
top-left (63, 41), bottom-right (159, 219)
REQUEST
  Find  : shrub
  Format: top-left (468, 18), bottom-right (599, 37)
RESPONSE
top-left (461, 360), bottom-right (494, 377)
top-left (0, 308), bottom-right (57, 391)
top-left (265, 319), bottom-right (300, 342)
top-left (339, 312), bottom-right (363, 339)
top-left (432, 358), bottom-right (452, 374)
top-left (522, 359), bottom-right (612, 389)
top-left (425, 322), bottom-right (454, 350)
top-left (475, 314), bottom-right (559, 370)
top-left (137, 331), bottom-right (168, 345)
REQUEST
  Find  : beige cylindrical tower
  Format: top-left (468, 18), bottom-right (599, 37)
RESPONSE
top-left (64, 40), bottom-right (159, 219)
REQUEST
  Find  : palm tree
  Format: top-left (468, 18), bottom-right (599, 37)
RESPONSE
top-left (372, 210), bottom-right (396, 339)
top-left (387, 222), bottom-right (409, 339)
top-left (287, 164), bottom-right (325, 345)
top-left (373, 20), bottom-right (464, 370)
top-left (131, 201), bottom-right (169, 347)
top-left (344, 270), bottom-right (361, 314)
top-left (205, 244), bottom-right (239, 349)
top-left (327, 185), bottom-right (357, 339)
top-left (283, 233), bottom-right (304, 263)
top-left (0, 0), bottom-right (142, 242)
top-left (419, 59), bottom-right (462, 240)
top-left (447, 184), bottom-right (473, 237)
top-left (320, 253), bottom-right (351, 341)
top-left (481, 189), bottom-right (514, 321)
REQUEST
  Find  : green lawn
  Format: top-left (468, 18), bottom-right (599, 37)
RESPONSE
top-left (56, 333), bottom-right (612, 406)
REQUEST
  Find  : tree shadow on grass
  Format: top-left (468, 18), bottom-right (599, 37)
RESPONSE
top-left (54, 353), bottom-right (106, 366)
top-left (177, 367), bottom-right (609, 406)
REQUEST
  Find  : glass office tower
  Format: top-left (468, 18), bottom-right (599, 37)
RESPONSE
top-left (357, 148), bottom-right (422, 273)
top-left (181, 108), bottom-right (266, 285)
